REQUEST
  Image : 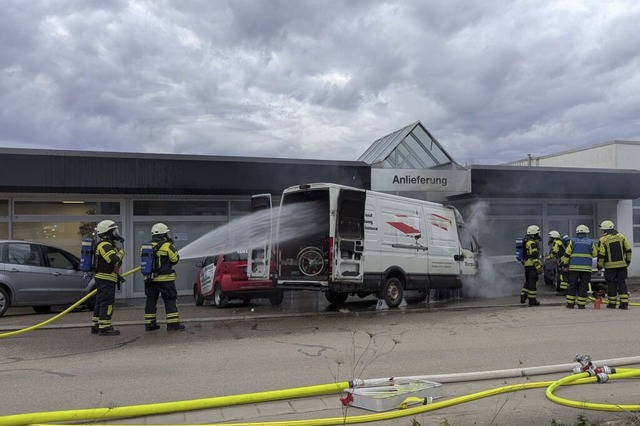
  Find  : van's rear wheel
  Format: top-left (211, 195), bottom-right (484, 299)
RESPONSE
top-left (325, 291), bottom-right (348, 305)
top-left (381, 277), bottom-right (403, 308)
top-left (269, 290), bottom-right (284, 306)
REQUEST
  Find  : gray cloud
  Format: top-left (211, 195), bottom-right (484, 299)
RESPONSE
top-left (1, 0), bottom-right (639, 164)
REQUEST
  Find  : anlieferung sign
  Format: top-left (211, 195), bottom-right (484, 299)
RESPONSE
top-left (371, 169), bottom-right (471, 192)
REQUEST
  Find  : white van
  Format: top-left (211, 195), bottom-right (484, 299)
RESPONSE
top-left (249, 183), bottom-right (480, 307)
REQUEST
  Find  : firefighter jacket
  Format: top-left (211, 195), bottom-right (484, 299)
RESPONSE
top-left (149, 240), bottom-right (179, 282)
top-left (598, 232), bottom-right (632, 269)
top-left (546, 238), bottom-right (565, 260)
top-left (94, 239), bottom-right (124, 283)
top-left (523, 236), bottom-right (542, 269)
top-left (562, 237), bottom-right (597, 272)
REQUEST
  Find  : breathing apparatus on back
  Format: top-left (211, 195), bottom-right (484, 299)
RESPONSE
top-left (141, 223), bottom-right (172, 279)
top-left (79, 220), bottom-right (124, 274)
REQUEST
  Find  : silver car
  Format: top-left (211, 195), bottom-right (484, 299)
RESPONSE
top-left (0, 240), bottom-right (95, 317)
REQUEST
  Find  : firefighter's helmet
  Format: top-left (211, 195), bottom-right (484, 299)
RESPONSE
top-left (549, 230), bottom-right (561, 239)
top-left (526, 225), bottom-right (540, 236)
top-left (97, 220), bottom-right (118, 236)
top-left (576, 224), bottom-right (590, 234)
top-left (151, 223), bottom-right (170, 235)
top-left (600, 220), bottom-right (615, 230)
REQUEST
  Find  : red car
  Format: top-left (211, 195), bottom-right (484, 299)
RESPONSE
top-left (193, 250), bottom-right (283, 308)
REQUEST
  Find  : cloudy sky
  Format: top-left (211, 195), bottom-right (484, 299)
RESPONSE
top-left (1, 0), bottom-right (639, 165)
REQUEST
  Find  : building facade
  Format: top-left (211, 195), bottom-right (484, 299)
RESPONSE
top-left (2, 123), bottom-right (639, 298)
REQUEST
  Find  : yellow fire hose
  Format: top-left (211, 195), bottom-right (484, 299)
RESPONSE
top-left (0, 267), bottom-right (140, 339)
top-left (5, 366), bottom-right (639, 426)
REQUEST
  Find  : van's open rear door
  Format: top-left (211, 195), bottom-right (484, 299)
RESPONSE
top-left (334, 189), bottom-right (366, 281)
top-left (248, 194), bottom-right (272, 280)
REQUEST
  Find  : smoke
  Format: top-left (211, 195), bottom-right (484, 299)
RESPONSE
top-left (462, 201), bottom-right (521, 298)
top-left (179, 202), bottom-right (324, 260)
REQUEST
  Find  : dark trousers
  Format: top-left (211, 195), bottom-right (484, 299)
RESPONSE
top-left (566, 271), bottom-right (590, 307)
top-left (605, 267), bottom-right (628, 303)
top-left (144, 280), bottom-right (179, 324)
top-left (521, 266), bottom-right (539, 299)
top-left (93, 279), bottom-right (117, 329)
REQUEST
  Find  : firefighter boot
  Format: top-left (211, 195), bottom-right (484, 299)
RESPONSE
top-left (606, 303), bottom-right (616, 309)
top-left (619, 302), bottom-right (628, 310)
top-left (99, 327), bottom-right (120, 336)
top-left (91, 325), bottom-right (99, 335)
top-left (520, 293), bottom-right (527, 304)
top-left (566, 303), bottom-right (575, 309)
top-left (528, 299), bottom-right (540, 306)
top-left (167, 323), bottom-right (185, 332)
top-left (145, 322), bottom-right (160, 331)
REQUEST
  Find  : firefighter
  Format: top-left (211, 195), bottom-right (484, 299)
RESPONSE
top-left (597, 220), bottom-right (632, 309)
top-left (561, 225), bottom-right (597, 309)
top-left (143, 223), bottom-right (185, 331)
top-left (91, 220), bottom-right (125, 336)
top-left (520, 225), bottom-right (542, 306)
top-left (546, 230), bottom-right (568, 295)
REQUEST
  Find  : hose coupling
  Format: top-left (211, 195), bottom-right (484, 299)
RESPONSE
top-left (350, 378), bottom-right (364, 387)
top-left (596, 372), bottom-right (609, 383)
top-left (594, 366), bottom-right (616, 375)
top-left (572, 354), bottom-right (594, 373)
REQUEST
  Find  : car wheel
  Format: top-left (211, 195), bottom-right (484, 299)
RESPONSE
top-left (269, 290), bottom-right (284, 306)
top-left (214, 284), bottom-right (229, 309)
top-left (324, 290), bottom-right (348, 305)
top-left (33, 306), bottom-right (52, 314)
top-left (193, 285), bottom-right (204, 306)
top-left (381, 277), bottom-right (403, 308)
top-left (0, 286), bottom-right (9, 317)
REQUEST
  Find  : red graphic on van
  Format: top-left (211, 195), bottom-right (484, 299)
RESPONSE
top-left (387, 214), bottom-right (421, 236)
top-left (431, 213), bottom-right (452, 231)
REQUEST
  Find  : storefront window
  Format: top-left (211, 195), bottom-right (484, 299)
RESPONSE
top-left (14, 201), bottom-right (120, 215)
top-left (133, 200), bottom-right (228, 216)
top-left (12, 221), bottom-right (120, 256)
top-left (0, 200), bottom-right (8, 216)
top-left (0, 223), bottom-right (8, 239)
top-left (488, 204), bottom-right (542, 216)
top-left (548, 203), bottom-right (593, 215)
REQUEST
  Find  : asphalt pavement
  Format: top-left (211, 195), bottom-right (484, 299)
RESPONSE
top-left (2, 279), bottom-right (640, 425)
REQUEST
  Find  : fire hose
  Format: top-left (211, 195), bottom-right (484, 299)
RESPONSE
top-left (3, 355), bottom-right (640, 426)
top-left (0, 267), bottom-right (141, 339)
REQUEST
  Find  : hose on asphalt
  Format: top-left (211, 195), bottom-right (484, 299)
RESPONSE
top-left (0, 267), bottom-right (141, 339)
top-left (4, 356), bottom-right (640, 426)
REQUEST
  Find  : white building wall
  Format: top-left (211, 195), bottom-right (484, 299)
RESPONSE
top-left (530, 142), bottom-right (640, 277)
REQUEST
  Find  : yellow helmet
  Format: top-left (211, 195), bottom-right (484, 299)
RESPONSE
top-left (151, 223), bottom-right (170, 235)
top-left (600, 220), bottom-right (615, 230)
top-left (548, 230), bottom-right (561, 239)
top-left (576, 224), bottom-right (590, 234)
top-left (96, 220), bottom-right (118, 235)
top-left (526, 225), bottom-right (540, 236)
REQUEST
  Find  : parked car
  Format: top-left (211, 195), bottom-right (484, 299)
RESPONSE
top-left (0, 240), bottom-right (95, 317)
top-left (544, 254), bottom-right (605, 293)
top-left (193, 250), bottom-right (284, 308)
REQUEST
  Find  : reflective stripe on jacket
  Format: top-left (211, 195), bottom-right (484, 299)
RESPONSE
top-left (94, 240), bottom-right (124, 283)
top-left (523, 237), bottom-right (541, 268)
top-left (562, 237), bottom-right (596, 272)
top-left (598, 232), bottom-right (632, 269)
top-left (150, 240), bottom-right (179, 282)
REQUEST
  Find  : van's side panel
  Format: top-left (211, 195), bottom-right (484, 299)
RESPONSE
top-left (364, 192), bottom-right (429, 290)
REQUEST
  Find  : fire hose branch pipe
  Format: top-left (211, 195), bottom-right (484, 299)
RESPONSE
top-left (0, 267), bottom-right (141, 339)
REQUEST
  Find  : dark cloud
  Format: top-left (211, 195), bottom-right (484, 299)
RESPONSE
top-left (1, 0), bottom-right (639, 164)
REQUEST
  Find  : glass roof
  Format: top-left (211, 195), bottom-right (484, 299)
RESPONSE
top-left (358, 121), bottom-right (460, 170)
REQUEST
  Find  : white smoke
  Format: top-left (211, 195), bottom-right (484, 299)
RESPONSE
top-left (462, 201), bottom-right (521, 298)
